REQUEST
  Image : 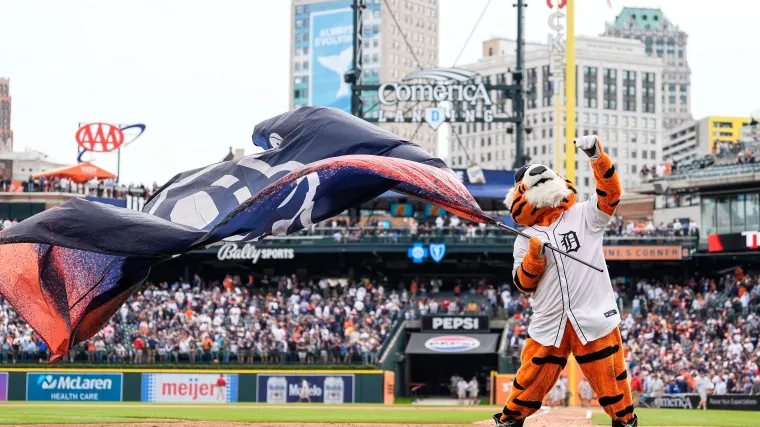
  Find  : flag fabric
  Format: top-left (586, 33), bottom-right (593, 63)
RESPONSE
top-left (0, 107), bottom-right (488, 361)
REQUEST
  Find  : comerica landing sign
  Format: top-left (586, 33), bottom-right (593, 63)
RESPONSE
top-left (372, 68), bottom-right (516, 129)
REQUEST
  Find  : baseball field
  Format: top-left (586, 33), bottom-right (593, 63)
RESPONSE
top-left (0, 403), bottom-right (758, 427)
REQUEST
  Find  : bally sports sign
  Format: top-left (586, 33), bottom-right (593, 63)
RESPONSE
top-left (421, 315), bottom-right (490, 332)
top-left (216, 243), bottom-right (295, 264)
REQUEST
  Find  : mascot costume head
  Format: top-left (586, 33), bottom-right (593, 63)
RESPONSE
top-left (503, 163), bottom-right (577, 228)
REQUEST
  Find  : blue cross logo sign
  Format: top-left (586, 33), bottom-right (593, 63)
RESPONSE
top-left (407, 242), bottom-right (428, 263)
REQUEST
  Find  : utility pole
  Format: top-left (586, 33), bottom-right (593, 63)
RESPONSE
top-left (512, 0), bottom-right (527, 170)
top-left (345, 0), bottom-right (366, 119)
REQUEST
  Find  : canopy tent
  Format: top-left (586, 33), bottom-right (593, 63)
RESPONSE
top-left (32, 162), bottom-right (116, 184)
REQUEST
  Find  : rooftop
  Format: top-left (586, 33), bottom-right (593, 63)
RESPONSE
top-left (609, 7), bottom-right (678, 32)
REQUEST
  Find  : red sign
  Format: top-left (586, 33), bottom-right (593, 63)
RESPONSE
top-left (547, 0), bottom-right (567, 8)
top-left (75, 123), bottom-right (125, 152)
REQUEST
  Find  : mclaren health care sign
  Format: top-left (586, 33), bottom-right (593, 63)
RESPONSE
top-left (26, 372), bottom-right (123, 401)
top-left (310, 6), bottom-right (353, 112)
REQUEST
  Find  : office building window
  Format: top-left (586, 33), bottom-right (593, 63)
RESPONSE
top-left (583, 66), bottom-right (598, 108)
top-left (603, 68), bottom-right (617, 110)
top-left (623, 70), bottom-right (636, 112)
top-left (642, 72), bottom-right (656, 113)
top-left (526, 68), bottom-right (538, 109)
top-left (542, 65), bottom-right (553, 107)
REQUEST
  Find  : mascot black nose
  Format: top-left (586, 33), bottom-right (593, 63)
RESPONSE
top-left (529, 165), bottom-right (547, 176)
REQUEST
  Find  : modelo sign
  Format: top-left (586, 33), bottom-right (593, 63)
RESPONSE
top-left (141, 374), bottom-right (238, 403)
top-left (26, 373), bottom-right (122, 401)
top-left (217, 243), bottom-right (295, 264)
top-left (422, 315), bottom-right (490, 332)
top-left (257, 374), bottom-right (354, 404)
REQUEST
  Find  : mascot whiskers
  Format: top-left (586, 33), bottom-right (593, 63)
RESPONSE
top-left (493, 136), bottom-right (637, 427)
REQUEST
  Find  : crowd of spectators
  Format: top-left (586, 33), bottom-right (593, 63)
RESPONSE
top-left (621, 270), bottom-right (760, 399)
top-left (605, 216), bottom-right (699, 238)
top-left (0, 274), bottom-right (505, 365)
top-left (18, 175), bottom-right (157, 200)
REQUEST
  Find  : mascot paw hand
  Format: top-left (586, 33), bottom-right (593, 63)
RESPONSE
top-left (528, 236), bottom-right (549, 259)
top-left (574, 135), bottom-right (601, 159)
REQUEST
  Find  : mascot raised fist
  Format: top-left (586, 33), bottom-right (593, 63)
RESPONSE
top-left (494, 136), bottom-right (637, 427)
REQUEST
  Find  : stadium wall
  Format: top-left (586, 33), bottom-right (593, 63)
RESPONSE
top-left (0, 368), bottom-right (390, 404)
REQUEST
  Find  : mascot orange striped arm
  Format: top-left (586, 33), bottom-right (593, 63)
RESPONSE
top-left (493, 136), bottom-right (637, 427)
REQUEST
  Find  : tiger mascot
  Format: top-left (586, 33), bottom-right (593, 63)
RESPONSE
top-left (493, 136), bottom-right (637, 427)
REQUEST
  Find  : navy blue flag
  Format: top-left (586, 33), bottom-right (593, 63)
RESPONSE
top-left (0, 107), bottom-right (490, 361)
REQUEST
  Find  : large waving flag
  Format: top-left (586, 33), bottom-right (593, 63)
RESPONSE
top-left (0, 107), bottom-right (490, 362)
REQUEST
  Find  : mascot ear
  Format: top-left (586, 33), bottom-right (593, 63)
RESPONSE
top-left (504, 187), bottom-right (517, 212)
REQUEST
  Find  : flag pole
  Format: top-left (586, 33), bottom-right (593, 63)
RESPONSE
top-left (495, 222), bottom-right (604, 272)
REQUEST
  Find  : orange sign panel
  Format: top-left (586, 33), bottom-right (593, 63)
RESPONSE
top-left (603, 245), bottom-right (685, 261)
top-left (492, 374), bottom-right (516, 405)
top-left (383, 371), bottom-right (395, 404)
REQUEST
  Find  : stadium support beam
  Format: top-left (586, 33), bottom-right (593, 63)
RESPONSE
top-left (512, 0), bottom-right (527, 169)
top-left (345, 0), bottom-right (367, 119)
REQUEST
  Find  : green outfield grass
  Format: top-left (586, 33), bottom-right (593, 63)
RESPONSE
top-left (0, 403), bottom-right (492, 425)
top-left (592, 408), bottom-right (760, 427)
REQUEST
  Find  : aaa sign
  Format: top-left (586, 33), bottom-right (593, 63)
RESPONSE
top-left (75, 123), bottom-right (146, 153)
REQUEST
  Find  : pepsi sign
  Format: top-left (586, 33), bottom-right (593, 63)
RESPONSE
top-left (422, 315), bottom-right (490, 332)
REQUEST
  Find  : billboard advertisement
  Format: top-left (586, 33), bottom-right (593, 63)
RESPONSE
top-left (0, 372), bottom-right (7, 401)
top-left (26, 372), bottom-right (122, 402)
top-left (603, 245), bottom-right (688, 260)
top-left (141, 373), bottom-right (238, 403)
top-left (257, 374), bottom-right (354, 403)
top-left (421, 315), bottom-right (490, 332)
top-left (309, 7), bottom-right (353, 112)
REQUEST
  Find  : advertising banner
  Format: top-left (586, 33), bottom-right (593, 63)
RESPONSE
top-left (256, 374), bottom-right (354, 403)
top-left (26, 372), bottom-right (122, 402)
top-left (383, 371), bottom-right (395, 405)
top-left (421, 315), bottom-right (490, 332)
top-left (309, 7), bottom-right (353, 112)
top-left (405, 333), bottom-right (500, 354)
top-left (641, 394), bottom-right (699, 409)
top-left (0, 372), bottom-right (7, 401)
top-left (141, 373), bottom-right (238, 403)
top-left (491, 374), bottom-right (515, 405)
top-left (708, 394), bottom-right (760, 411)
top-left (708, 232), bottom-right (759, 253)
top-left (603, 245), bottom-right (687, 260)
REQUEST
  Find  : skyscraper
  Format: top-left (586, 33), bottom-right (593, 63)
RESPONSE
top-left (290, 0), bottom-right (440, 153)
top-left (0, 78), bottom-right (12, 153)
top-left (452, 36), bottom-right (664, 198)
top-left (602, 7), bottom-right (691, 130)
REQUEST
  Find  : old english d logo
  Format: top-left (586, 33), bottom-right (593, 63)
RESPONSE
top-left (429, 243), bottom-right (447, 263)
top-left (424, 108), bottom-right (446, 130)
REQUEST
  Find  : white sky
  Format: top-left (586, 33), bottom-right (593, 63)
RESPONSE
top-left (0, 0), bottom-right (757, 184)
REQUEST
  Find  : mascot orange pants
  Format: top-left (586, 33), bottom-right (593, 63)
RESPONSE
top-left (502, 323), bottom-right (633, 422)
